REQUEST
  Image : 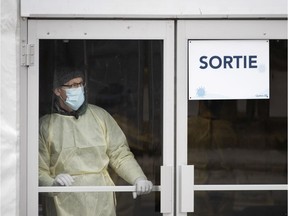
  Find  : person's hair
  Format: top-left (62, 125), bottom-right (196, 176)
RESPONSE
top-left (53, 67), bottom-right (85, 89)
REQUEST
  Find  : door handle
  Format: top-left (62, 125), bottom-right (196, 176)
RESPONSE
top-left (180, 165), bottom-right (194, 212)
top-left (161, 166), bottom-right (173, 213)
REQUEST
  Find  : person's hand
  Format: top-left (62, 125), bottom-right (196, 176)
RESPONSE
top-left (53, 174), bottom-right (74, 186)
top-left (133, 178), bottom-right (153, 199)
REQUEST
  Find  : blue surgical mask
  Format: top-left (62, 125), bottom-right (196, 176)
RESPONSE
top-left (64, 86), bottom-right (85, 111)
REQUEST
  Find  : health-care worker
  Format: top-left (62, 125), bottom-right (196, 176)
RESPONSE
top-left (39, 67), bottom-right (153, 216)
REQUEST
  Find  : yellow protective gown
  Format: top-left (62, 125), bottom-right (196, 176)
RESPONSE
top-left (39, 104), bottom-right (147, 216)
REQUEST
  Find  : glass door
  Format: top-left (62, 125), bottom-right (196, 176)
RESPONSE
top-left (176, 20), bottom-right (287, 216)
top-left (27, 20), bottom-right (174, 216)
top-left (25, 19), bottom-right (287, 216)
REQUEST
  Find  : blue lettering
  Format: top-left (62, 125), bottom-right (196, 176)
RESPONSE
top-left (233, 56), bottom-right (242, 68)
top-left (210, 56), bottom-right (222, 69)
top-left (224, 56), bottom-right (233, 69)
top-left (198, 55), bottom-right (258, 69)
top-left (199, 56), bottom-right (208, 69)
top-left (249, 55), bottom-right (257, 68)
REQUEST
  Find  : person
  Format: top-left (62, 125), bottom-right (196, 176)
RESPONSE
top-left (39, 67), bottom-right (153, 216)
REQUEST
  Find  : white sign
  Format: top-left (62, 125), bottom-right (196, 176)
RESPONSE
top-left (188, 40), bottom-right (269, 100)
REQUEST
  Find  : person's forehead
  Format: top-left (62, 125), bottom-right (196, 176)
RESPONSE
top-left (64, 77), bottom-right (83, 85)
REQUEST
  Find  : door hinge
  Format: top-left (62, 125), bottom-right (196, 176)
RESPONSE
top-left (21, 44), bottom-right (35, 67)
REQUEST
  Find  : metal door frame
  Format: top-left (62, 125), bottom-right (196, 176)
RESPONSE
top-left (21, 19), bottom-right (175, 216)
top-left (176, 20), bottom-right (288, 215)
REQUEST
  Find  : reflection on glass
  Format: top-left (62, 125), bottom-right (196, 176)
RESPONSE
top-left (188, 191), bottom-right (287, 216)
top-left (188, 40), bottom-right (287, 185)
top-left (188, 40), bottom-right (287, 215)
top-left (39, 192), bottom-right (160, 216)
top-left (39, 40), bottom-right (163, 215)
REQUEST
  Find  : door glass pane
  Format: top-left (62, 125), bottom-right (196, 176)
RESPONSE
top-left (188, 40), bottom-right (287, 214)
top-left (190, 191), bottom-right (287, 216)
top-left (39, 40), bottom-right (163, 215)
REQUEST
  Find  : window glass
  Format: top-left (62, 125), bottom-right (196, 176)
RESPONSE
top-left (188, 191), bottom-right (287, 216)
top-left (39, 40), bottom-right (163, 215)
top-left (188, 40), bottom-right (287, 214)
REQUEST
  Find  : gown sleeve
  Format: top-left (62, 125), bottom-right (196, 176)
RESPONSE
top-left (39, 115), bottom-right (55, 186)
top-left (103, 110), bottom-right (147, 184)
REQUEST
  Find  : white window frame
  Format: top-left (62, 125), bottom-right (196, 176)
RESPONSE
top-left (23, 19), bottom-right (175, 216)
top-left (176, 20), bottom-right (288, 215)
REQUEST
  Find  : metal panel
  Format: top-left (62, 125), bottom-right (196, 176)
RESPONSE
top-left (21, 0), bottom-right (287, 18)
top-left (161, 166), bottom-right (173, 213)
top-left (20, 17), bottom-right (28, 216)
top-left (180, 165), bottom-right (194, 213)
